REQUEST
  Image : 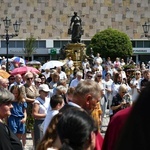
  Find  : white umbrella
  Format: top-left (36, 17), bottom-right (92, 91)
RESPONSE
top-left (26, 60), bottom-right (41, 65)
top-left (41, 60), bottom-right (64, 70)
top-left (1, 58), bottom-right (13, 64)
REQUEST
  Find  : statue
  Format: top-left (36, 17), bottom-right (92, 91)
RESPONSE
top-left (68, 12), bottom-right (84, 43)
top-left (88, 48), bottom-right (94, 66)
top-left (59, 45), bottom-right (66, 59)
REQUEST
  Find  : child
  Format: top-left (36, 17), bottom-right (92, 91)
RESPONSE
top-left (43, 94), bottom-right (64, 134)
top-left (8, 85), bottom-right (27, 148)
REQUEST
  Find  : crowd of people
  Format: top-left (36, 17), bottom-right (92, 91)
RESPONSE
top-left (0, 53), bottom-right (150, 150)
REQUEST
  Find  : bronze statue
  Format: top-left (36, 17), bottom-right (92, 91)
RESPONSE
top-left (68, 12), bottom-right (84, 43)
top-left (59, 45), bottom-right (66, 59)
top-left (88, 48), bottom-right (94, 66)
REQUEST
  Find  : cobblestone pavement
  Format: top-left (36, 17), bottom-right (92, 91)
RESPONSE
top-left (101, 113), bottom-right (110, 137)
top-left (25, 110), bottom-right (110, 149)
top-left (24, 134), bottom-right (33, 150)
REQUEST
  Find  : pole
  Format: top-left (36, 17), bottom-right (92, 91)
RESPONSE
top-left (6, 31), bottom-right (9, 72)
top-left (0, 17), bottom-right (20, 72)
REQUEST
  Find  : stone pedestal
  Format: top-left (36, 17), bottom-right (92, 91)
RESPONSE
top-left (65, 43), bottom-right (86, 69)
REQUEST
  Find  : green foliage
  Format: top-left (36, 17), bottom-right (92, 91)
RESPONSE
top-left (123, 64), bottom-right (135, 70)
top-left (23, 35), bottom-right (36, 60)
top-left (88, 28), bottom-right (133, 58)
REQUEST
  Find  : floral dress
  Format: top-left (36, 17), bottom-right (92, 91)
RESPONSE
top-left (21, 84), bottom-right (39, 131)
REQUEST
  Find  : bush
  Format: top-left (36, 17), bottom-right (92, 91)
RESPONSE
top-left (87, 28), bottom-right (133, 59)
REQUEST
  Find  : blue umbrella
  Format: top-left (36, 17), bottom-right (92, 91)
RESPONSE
top-left (11, 57), bottom-right (25, 64)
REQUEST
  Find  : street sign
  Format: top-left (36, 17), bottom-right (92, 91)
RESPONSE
top-left (50, 48), bottom-right (57, 55)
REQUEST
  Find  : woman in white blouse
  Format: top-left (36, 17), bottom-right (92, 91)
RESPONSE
top-left (32, 84), bottom-right (50, 150)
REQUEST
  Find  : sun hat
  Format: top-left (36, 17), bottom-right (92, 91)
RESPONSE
top-left (39, 84), bottom-right (50, 92)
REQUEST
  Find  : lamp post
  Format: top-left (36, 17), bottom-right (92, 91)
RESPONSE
top-left (0, 16), bottom-right (20, 72)
top-left (142, 22), bottom-right (150, 38)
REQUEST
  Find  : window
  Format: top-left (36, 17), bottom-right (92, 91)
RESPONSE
top-left (1, 41), bottom-right (6, 48)
top-left (9, 41), bottom-right (16, 48)
top-left (38, 40), bottom-right (46, 48)
top-left (1, 41), bottom-right (16, 48)
top-left (136, 41), bottom-right (143, 48)
top-left (16, 41), bottom-right (24, 48)
top-left (131, 41), bottom-right (135, 47)
top-left (34, 41), bottom-right (38, 47)
top-left (54, 40), bottom-right (70, 48)
top-left (144, 41), bottom-right (150, 48)
top-left (54, 41), bottom-right (61, 48)
top-left (62, 41), bottom-right (69, 47)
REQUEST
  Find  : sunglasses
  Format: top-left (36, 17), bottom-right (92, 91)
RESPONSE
top-left (10, 78), bottom-right (15, 80)
top-left (136, 73), bottom-right (140, 75)
top-left (36, 82), bottom-right (41, 84)
top-left (122, 91), bottom-right (127, 94)
top-left (27, 78), bottom-right (33, 80)
top-left (42, 90), bottom-right (49, 93)
top-left (97, 75), bottom-right (102, 77)
top-left (87, 76), bottom-right (92, 78)
top-left (87, 75), bottom-right (93, 78)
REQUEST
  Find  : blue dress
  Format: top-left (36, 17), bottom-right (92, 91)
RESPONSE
top-left (8, 101), bottom-right (27, 134)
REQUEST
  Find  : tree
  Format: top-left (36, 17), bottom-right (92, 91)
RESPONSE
top-left (87, 28), bottom-right (133, 59)
top-left (23, 35), bottom-right (36, 61)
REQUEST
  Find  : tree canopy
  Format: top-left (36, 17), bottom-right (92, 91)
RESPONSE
top-left (87, 28), bottom-right (133, 59)
top-left (23, 35), bottom-right (36, 60)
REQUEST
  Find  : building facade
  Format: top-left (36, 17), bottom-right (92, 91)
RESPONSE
top-left (0, 0), bottom-right (149, 63)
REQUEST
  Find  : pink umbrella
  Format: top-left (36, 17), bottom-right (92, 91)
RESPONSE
top-left (11, 66), bottom-right (40, 76)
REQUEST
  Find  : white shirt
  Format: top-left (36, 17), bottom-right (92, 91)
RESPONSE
top-left (59, 71), bottom-right (67, 80)
top-left (130, 78), bottom-right (141, 102)
top-left (103, 79), bottom-right (113, 101)
top-left (82, 61), bottom-right (89, 70)
top-left (33, 97), bottom-right (50, 120)
top-left (67, 101), bottom-right (81, 108)
top-left (67, 60), bottom-right (74, 68)
top-left (111, 83), bottom-right (121, 97)
top-left (94, 57), bottom-right (103, 64)
top-left (70, 78), bottom-right (84, 88)
top-left (137, 78), bottom-right (143, 90)
top-left (43, 109), bottom-right (59, 134)
top-left (9, 63), bottom-right (15, 71)
top-left (120, 71), bottom-right (127, 79)
top-left (93, 64), bottom-right (103, 74)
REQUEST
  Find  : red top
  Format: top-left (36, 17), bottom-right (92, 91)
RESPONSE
top-left (102, 107), bottom-right (132, 150)
top-left (95, 132), bottom-right (104, 150)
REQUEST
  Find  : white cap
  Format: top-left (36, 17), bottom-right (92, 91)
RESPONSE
top-left (1, 65), bottom-right (6, 68)
top-left (39, 84), bottom-right (50, 92)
